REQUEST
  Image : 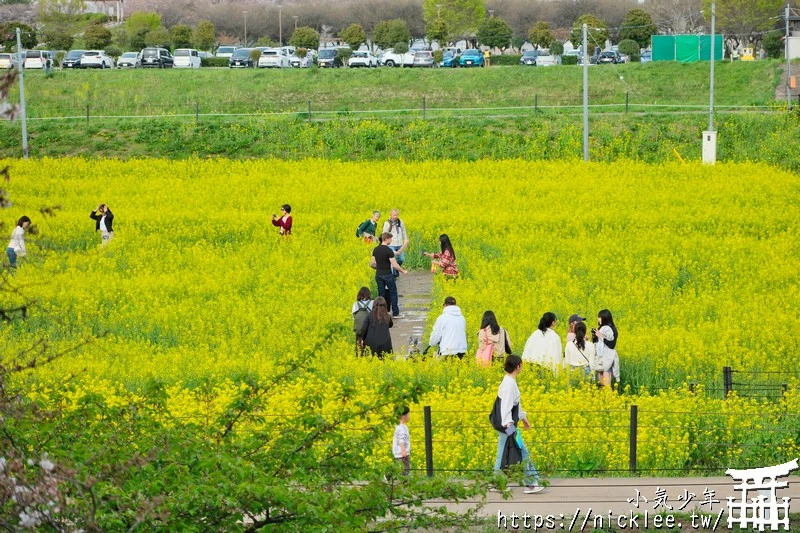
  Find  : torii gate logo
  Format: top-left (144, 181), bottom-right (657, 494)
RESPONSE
top-left (726, 459), bottom-right (799, 531)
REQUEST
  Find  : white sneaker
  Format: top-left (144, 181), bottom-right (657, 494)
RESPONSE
top-left (392, 314), bottom-right (405, 319)
top-left (524, 485), bottom-right (545, 494)
top-left (488, 487), bottom-right (501, 493)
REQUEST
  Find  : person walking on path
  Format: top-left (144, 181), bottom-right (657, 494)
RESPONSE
top-left (424, 234), bottom-right (458, 279)
top-left (352, 287), bottom-right (373, 356)
top-left (392, 406), bottom-right (411, 475)
top-left (372, 233), bottom-right (408, 318)
top-left (382, 209), bottom-right (409, 276)
top-left (90, 204), bottom-right (114, 245)
top-left (356, 211), bottom-right (381, 243)
top-left (477, 310), bottom-right (512, 365)
top-left (593, 309), bottom-right (620, 387)
top-left (426, 296), bottom-right (467, 359)
top-left (6, 216), bottom-right (30, 268)
top-left (522, 312), bottom-right (563, 370)
top-left (491, 355), bottom-right (543, 493)
top-left (359, 296), bottom-right (394, 359)
top-left (271, 204), bottom-right (293, 236)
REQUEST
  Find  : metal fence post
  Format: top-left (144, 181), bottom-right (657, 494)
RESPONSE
top-left (535, 94), bottom-right (538, 115)
top-left (625, 92), bottom-right (629, 113)
top-left (307, 99), bottom-right (311, 120)
top-left (86, 103), bottom-right (90, 126)
top-left (195, 102), bottom-right (199, 125)
top-left (723, 366), bottom-right (733, 398)
top-left (424, 405), bottom-right (433, 477)
top-left (422, 96), bottom-right (426, 120)
top-left (629, 405), bottom-right (638, 474)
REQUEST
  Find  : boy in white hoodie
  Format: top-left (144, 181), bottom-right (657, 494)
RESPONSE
top-left (427, 296), bottom-right (468, 358)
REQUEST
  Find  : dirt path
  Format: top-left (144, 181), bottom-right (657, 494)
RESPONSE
top-left (391, 270), bottom-right (434, 357)
top-left (775, 65), bottom-right (799, 103)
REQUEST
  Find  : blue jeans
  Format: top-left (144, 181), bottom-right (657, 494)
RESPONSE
top-left (6, 247), bottom-right (17, 267)
top-left (389, 245), bottom-right (405, 277)
top-left (494, 429), bottom-right (539, 486)
top-left (375, 273), bottom-right (400, 316)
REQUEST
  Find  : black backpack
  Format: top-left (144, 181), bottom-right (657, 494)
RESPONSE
top-left (353, 301), bottom-right (371, 334)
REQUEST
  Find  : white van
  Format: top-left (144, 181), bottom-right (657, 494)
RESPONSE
top-left (24, 50), bottom-right (52, 69)
top-left (173, 48), bottom-right (201, 68)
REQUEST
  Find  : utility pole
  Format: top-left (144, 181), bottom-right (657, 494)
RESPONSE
top-left (582, 23), bottom-right (588, 162)
top-left (243, 11), bottom-right (247, 46)
top-left (279, 6), bottom-right (283, 47)
top-left (787, 4), bottom-right (792, 111)
top-left (709, 2), bottom-right (715, 132)
top-left (16, 28), bottom-right (28, 160)
top-left (293, 15), bottom-right (298, 31)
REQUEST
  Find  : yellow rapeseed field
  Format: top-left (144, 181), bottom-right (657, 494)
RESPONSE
top-left (3, 158), bottom-right (799, 474)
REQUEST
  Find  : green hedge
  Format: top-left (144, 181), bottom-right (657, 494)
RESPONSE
top-left (491, 55), bottom-right (522, 66)
top-left (201, 57), bottom-right (229, 68)
top-left (562, 55), bottom-right (579, 65)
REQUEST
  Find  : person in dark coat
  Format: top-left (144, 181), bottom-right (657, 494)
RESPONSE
top-left (359, 296), bottom-right (394, 359)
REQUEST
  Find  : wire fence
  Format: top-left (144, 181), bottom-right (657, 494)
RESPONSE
top-left (15, 92), bottom-right (798, 124)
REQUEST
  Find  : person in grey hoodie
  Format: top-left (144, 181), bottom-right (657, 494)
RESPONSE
top-left (426, 296), bottom-right (468, 359)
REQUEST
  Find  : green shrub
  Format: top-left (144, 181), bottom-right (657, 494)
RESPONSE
top-left (618, 39), bottom-right (640, 62)
top-left (561, 54), bottom-right (579, 65)
top-left (433, 49), bottom-right (443, 63)
top-left (200, 57), bottom-right (229, 67)
top-left (55, 51), bottom-right (66, 66)
top-left (550, 41), bottom-right (564, 56)
top-left (104, 45), bottom-right (121, 59)
top-left (491, 55), bottom-right (521, 66)
top-left (337, 47), bottom-right (353, 64)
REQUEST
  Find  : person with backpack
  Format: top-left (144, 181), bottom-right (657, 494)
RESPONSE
top-left (476, 310), bottom-right (512, 367)
top-left (352, 287), bottom-right (373, 356)
top-left (564, 321), bottom-right (595, 378)
top-left (356, 211), bottom-right (381, 243)
top-left (489, 355), bottom-right (543, 493)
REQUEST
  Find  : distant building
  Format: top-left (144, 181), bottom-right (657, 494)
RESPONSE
top-left (789, 14), bottom-right (800, 59)
top-left (84, 0), bottom-right (124, 22)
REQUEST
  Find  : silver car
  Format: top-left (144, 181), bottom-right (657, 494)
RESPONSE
top-left (117, 52), bottom-right (141, 68)
top-left (412, 50), bottom-right (435, 67)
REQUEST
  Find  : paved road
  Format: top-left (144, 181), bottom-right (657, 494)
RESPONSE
top-left (439, 474), bottom-right (800, 529)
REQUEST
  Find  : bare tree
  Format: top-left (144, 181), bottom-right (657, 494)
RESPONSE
top-left (646, 0), bottom-right (705, 34)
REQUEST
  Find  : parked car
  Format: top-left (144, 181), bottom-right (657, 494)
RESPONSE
top-left (380, 48), bottom-right (414, 67)
top-left (519, 50), bottom-right (538, 66)
top-left (141, 47), bottom-right (173, 68)
top-left (563, 49), bottom-right (582, 63)
top-left (597, 50), bottom-right (623, 64)
top-left (535, 49), bottom-right (560, 66)
top-left (24, 50), bottom-right (52, 69)
top-left (173, 48), bottom-right (201, 68)
top-left (62, 49), bottom-right (85, 69)
top-left (640, 50), bottom-right (652, 63)
top-left (117, 51), bottom-right (141, 68)
top-left (412, 50), bottom-right (435, 67)
top-left (229, 48), bottom-right (254, 68)
top-left (257, 48), bottom-right (290, 68)
top-left (458, 49), bottom-right (484, 67)
top-left (443, 46), bottom-right (462, 56)
top-left (215, 46), bottom-right (237, 58)
top-left (80, 50), bottom-right (115, 69)
top-left (440, 51), bottom-right (457, 67)
top-left (0, 53), bottom-right (17, 69)
top-left (317, 48), bottom-right (343, 68)
top-left (348, 50), bottom-right (378, 68)
top-left (289, 53), bottom-right (313, 68)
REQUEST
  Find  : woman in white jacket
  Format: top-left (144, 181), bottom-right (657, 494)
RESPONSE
top-left (522, 312), bottom-right (562, 369)
top-left (592, 309), bottom-right (620, 387)
top-left (564, 321), bottom-right (595, 378)
top-left (6, 216), bottom-right (30, 268)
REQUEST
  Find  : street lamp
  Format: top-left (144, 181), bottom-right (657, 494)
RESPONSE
top-left (436, 3), bottom-right (442, 18)
top-left (489, 9), bottom-right (495, 17)
top-left (293, 15), bottom-right (298, 31)
top-left (243, 11), bottom-right (247, 46)
top-left (279, 6), bottom-right (283, 47)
